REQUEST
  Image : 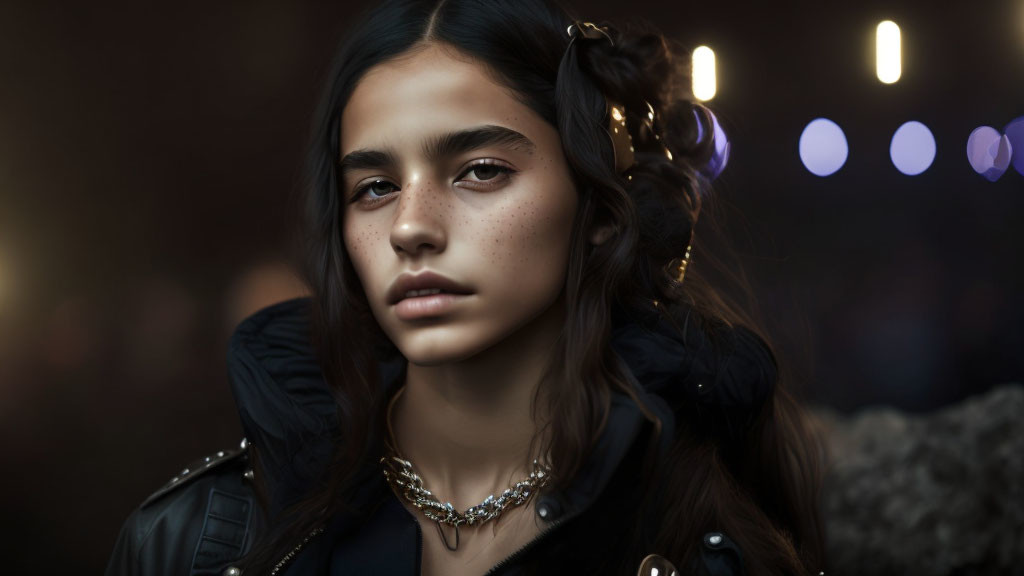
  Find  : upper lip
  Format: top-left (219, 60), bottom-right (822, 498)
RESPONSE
top-left (386, 271), bottom-right (473, 304)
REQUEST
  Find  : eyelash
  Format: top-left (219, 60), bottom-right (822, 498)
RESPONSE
top-left (349, 160), bottom-right (515, 206)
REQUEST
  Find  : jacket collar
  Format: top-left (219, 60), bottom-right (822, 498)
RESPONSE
top-left (226, 296), bottom-right (775, 521)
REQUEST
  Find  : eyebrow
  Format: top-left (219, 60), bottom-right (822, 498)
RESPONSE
top-left (338, 124), bottom-right (536, 179)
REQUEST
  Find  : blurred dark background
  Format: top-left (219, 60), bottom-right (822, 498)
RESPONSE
top-left (0, 0), bottom-right (1020, 572)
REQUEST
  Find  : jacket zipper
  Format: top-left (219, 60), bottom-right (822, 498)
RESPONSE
top-left (269, 525), bottom-right (325, 575)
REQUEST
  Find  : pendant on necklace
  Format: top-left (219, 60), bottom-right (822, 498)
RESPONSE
top-left (436, 520), bottom-right (460, 551)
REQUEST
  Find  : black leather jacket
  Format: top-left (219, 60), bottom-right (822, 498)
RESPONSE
top-left (106, 297), bottom-right (776, 575)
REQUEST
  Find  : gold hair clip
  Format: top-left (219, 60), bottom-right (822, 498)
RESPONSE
top-left (604, 100), bottom-right (673, 175)
top-left (676, 241), bottom-right (692, 283)
top-left (566, 21), bottom-right (614, 45)
top-left (606, 100), bottom-right (635, 174)
top-left (566, 21), bottom-right (693, 285)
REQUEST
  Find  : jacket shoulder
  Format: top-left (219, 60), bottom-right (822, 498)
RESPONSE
top-left (141, 439), bottom-right (251, 507)
top-left (106, 439), bottom-right (265, 576)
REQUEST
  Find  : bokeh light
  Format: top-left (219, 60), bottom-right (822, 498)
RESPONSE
top-left (876, 20), bottom-right (902, 84)
top-left (890, 121), bottom-right (936, 175)
top-left (799, 118), bottom-right (849, 177)
top-left (967, 125), bottom-right (1013, 182)
top-left (692, 46), bottom-right (717, 101)
top-left (1005, 116), bottom-right (1024, 176)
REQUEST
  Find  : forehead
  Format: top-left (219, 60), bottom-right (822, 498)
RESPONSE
top-left (339, 44), bottom-right (537, 157)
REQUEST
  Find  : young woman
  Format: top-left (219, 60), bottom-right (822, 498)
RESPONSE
top-left (107, 1), bottom-right (826, 574)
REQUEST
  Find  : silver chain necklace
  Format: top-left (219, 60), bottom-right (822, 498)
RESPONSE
top-left (380, 386), bottom-right (553, 551)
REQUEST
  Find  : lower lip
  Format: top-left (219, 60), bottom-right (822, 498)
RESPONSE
top-left (393, 293), bottom-right (471, 321)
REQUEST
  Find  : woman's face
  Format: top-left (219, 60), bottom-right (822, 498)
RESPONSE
top-left (339, 44), bottom-right (579, 365)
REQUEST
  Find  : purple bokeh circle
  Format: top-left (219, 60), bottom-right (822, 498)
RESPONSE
top-left (1005, 116), bottom-right (1024, 177)
top-left (799, 118), bottom-right (848, 177)
top-left (967, 125), bottom-right (1013, 182)
top-left (890, 121), bottom-right (936, 176)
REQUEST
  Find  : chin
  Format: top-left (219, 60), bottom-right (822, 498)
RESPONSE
top-left (387, 325), bottom-right (497, 367)
top-left (397, 342), bottom-right (489, 367)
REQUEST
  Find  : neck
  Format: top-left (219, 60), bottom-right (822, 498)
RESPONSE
top-left (389, 298), bottom-right (562, 511)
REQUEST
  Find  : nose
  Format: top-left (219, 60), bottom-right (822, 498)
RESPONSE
top-left (389, 175), bottom-right (447, 257)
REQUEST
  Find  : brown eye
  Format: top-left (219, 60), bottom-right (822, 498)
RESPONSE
top-left (366, 180), bottom-right (397, 196)
top-left (352, 179), bottom-right (398, 203)
top-left (459, 161), bottom-right (514, 185)
top-left (468, 164), bottom-right (505, 181)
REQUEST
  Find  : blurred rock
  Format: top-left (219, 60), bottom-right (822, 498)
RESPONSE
top-left (813, 383), bottom-right (1024, 575)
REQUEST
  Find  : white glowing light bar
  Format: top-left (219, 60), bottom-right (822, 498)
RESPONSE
top-left (692, 46), bottom-right (717, 101)
top-left (876, 20), bottom-right (902, 84)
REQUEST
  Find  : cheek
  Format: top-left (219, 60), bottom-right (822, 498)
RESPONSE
top-left (493, 188), bottom-right (577, 287)
top-left (343, 220), bottom-right (386, 287)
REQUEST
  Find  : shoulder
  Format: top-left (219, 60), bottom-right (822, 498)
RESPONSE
top-left (224, 296), bottom-right (338, 518)
top-left (105, 439), bottom-right (265, 576)
top-left (140, 439), bottom-right (252, 507)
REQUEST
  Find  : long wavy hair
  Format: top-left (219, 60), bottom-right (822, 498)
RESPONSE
top-left (243, 0), bottom-right (826, 574)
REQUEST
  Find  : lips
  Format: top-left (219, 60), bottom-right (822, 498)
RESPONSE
top-left (386, 271), bottom-right (473, 305)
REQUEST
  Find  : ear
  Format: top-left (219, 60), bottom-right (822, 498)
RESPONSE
top-left (588, 223), bottom-right (615, 246)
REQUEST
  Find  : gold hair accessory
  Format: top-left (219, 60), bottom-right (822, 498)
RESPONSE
top-left (606, 100), bottom-right (635, 174)
top-left (566, 22), bottom-right (693, 284)
top-left (605, 98), bottom-right (691, 283)
top-left (566, 21), bottom-right (613, 45)
top-left (603, 99), bottom-right (673, 174)
top-left (676, 239), bottom-right (692, 283)
top-left (566, 22), bottom-right (633, 174)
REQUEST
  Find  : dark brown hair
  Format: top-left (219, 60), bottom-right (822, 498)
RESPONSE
top-left (244, 0), bottom-right (826, 573)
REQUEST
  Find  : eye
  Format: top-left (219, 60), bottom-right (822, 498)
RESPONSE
top-left (350, 179), bottom-right (398, 204)
top-left (349, 160), bottom-right (516, 206)
top-left (459, 161), bottom-right (514, 183)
